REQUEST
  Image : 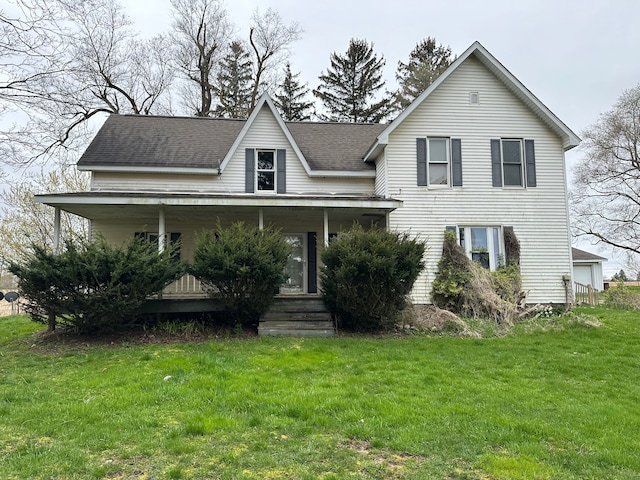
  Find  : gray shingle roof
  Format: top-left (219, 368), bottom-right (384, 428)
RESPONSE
top-left (286, 122), bottom-right (385, 171)
top-left (78, 115), bottom-right (245, 169)
top-left (572, 247), bottom-right (607, 262)
top-left (78, 114), bottom-right (385, 172)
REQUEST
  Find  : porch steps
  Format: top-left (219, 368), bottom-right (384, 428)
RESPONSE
top-left (259, 297), bottom-right (334, 337)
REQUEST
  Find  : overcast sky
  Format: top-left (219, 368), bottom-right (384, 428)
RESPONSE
top-left (125, 0), bottom-right (637, 275)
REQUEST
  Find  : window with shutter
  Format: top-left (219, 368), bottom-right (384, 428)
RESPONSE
top-left (491, 139), bottom-right (537, 188)
top-left (416, 137), bottom-right (462, 187)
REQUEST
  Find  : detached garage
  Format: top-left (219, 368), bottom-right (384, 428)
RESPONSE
top-left (572, 247), bottom-right (607, 292)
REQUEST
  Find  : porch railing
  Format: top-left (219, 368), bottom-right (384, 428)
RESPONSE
top-left (162, 273), bottom-right (206, 297)
top-left (574, 281), bottom-right (599, 306)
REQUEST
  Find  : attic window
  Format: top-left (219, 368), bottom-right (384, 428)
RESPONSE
top-left (257, 150), bottom-right (276, 191)
top-left (469, 92), bottom-right (480, 105)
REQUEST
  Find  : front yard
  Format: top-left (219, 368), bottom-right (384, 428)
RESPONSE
top-left (0, 307), bottom-right (638, 479)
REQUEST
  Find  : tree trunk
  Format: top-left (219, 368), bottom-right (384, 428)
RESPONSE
top-left (47, 313), bottom-right (56, 332)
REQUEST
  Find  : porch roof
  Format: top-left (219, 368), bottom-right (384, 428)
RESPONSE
top-left (35, 191), bottom-right (402, 220)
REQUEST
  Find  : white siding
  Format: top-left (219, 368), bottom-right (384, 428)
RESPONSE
top-left (385, 57), bottom-right (572, 304)
top-left (374, 152), bottom-right (387, 197)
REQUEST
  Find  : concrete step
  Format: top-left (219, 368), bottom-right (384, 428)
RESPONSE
top-left (258, 327), bottom-right (335, 337)
top-left (260, 320), bottom-right (333, 329)
top-left (261, 311), bottom-right (332, 321)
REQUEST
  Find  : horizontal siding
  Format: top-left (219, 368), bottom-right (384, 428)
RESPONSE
top-left (92, 172), bottom-right (220, 191)
top-left (374, 153), bottom-right (386, 197)
top-left (386, 57), bottom-right (572, 304)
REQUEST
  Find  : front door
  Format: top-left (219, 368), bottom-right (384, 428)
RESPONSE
top-left (281, 233), bottom-right (306, 294)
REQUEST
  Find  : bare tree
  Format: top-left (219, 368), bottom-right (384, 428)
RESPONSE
top-left (0, 166), bottom-right (89, 263)
top-left (171, 0), bottom-right (233, 116)
top-left (0, 0), bottom-right (174, 166)
top-left (571, 84), bottom-right (640, 265)
top-left (248, 8), bottom-right (301, 112)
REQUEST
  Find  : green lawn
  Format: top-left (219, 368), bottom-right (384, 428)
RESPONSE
top-left (1, 308), bottom-right (639, 479)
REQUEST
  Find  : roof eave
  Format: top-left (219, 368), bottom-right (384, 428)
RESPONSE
top-left (78, 165), bottom-right (220, 175)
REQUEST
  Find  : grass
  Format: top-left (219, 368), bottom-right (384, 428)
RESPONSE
top-left (0, 307), bottom-right (639, 479)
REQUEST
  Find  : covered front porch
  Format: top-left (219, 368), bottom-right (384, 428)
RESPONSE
top-left (36, 192), bottom-right (402, 299)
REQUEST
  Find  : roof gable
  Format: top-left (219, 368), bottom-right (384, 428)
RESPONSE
top-left (365, 41), bottom-right (580, 161)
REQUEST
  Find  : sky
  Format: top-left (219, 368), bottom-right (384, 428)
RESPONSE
top-left (124, 0), bottom-right (638, 276)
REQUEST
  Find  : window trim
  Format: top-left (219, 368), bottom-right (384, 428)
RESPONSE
top-left (427, 137), bottom-right (450, 187)
top-left (256, 149), bottom-right (277, 193)
top-left (500, 138), bottom-right (524, 187)
top-left (457, 226), bottom-right (504, 271)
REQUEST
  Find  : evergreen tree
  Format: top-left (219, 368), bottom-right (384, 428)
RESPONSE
top-left (394, 37), bottom-right (455, 110)
top-left (274, 63), bottom-right (314, 121)
top-left (612, 269), bottom-right (628, 282)
top-left (313, 38), bottom-right (391, 123)
top-left (214, 41), bottom-right (253, 118)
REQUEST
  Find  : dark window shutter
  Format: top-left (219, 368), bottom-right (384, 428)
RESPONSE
top-left (277, 149), bottom-right (286, 194)
top-left (451, 138), bottom-right (462, 186)
top-left (245, 148), bottom-right (255, 193)
top-left (524, 139), bottom-right (537, 187)
top-left (491, 139), bottom-right (502, 187)
top-left (417, 138), bottom-right (427, 186)
top-left (307, 232), bottom-right (317, 293)
top-left (445, 226), bottom-right (456, 233)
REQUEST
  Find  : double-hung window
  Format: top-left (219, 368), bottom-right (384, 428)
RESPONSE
top-left (416, 137), bottom-right (462, 187)
top-left (257, 150), bottom-right (276, 192)
top-left (501, 139), bottom-right (523, 186)
top-left (491, 138), bottom-right (536, 188)
top-left (458, 226), bottom-right (502, 270)
top-left (428, 138), bottom-right (449, 185)
top-left (246, 148), bottom-right (286, 194)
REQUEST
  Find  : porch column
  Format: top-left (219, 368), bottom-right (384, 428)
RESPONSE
top-left (53, 207), bottom-right (61, 253)
top-left (258, 208), bottom-right (264, 230)
top-left (323, 208), bottom-right (329, 247)
top-left (158, 206), bottom-right (166, 253)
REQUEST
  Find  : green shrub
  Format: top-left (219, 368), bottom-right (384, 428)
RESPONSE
top-left (603, 282), bottom-right (640, 309)
top-left (320, 224), bottom-right (425, 332)
top-left (10, 236), bottom-right (183, 332)
top-left (189, 221), bottom-right (291, 325)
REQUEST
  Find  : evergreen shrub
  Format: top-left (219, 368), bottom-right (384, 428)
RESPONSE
top-left (320, 224), bottom-right (425, 332)
top-left (10, 236), bottom-right (183, 332)
top-left (189, 221), bottom-right (291, 325)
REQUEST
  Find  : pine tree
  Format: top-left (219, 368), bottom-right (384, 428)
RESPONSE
top-left (394, 37), bottom-right (455, 110)
top-left (313, 38), bottom-right (391, 123)
top-left (274, 63), bottom-right (314, 121)
top-left (214, 41), bottom-right (253, 118)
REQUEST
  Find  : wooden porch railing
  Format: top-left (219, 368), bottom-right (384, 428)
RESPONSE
top-left (162, 273), bottom-right (205, 297)
top-left (574, 281), bottom-right (599, 305)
